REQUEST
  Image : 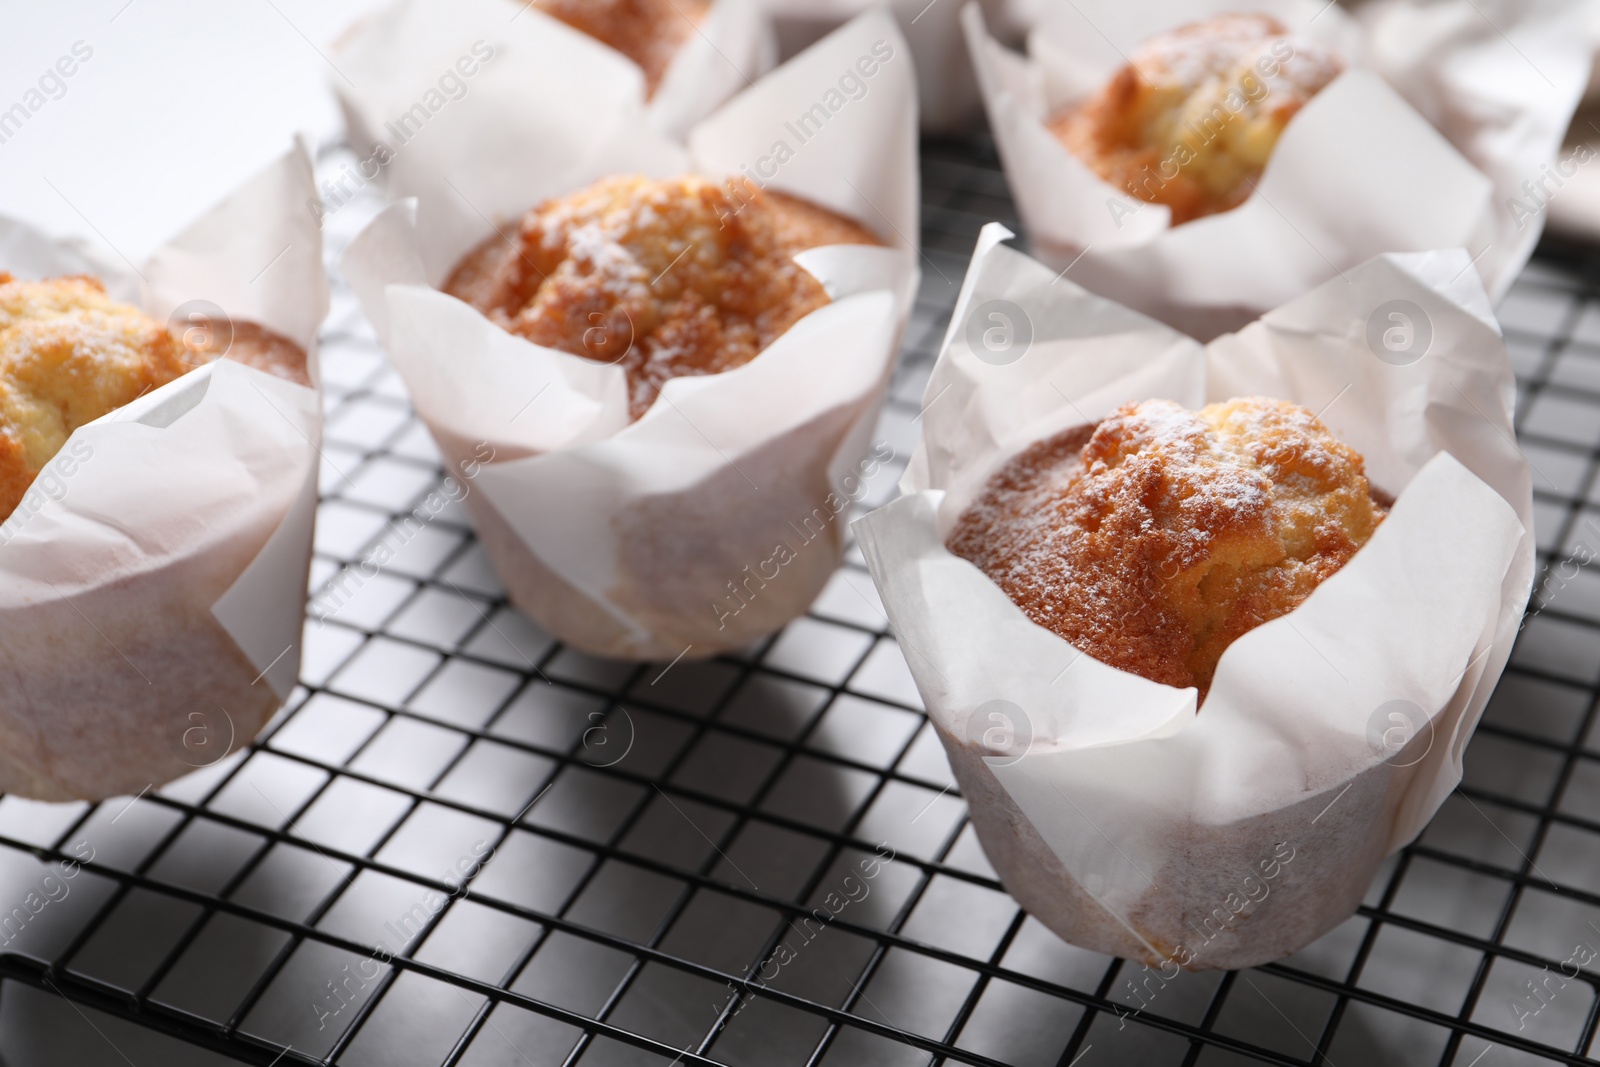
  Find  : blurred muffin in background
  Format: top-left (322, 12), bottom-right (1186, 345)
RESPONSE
top-left (535, 0), bottom-right (710, 96)
top-left (1049, 13), bottom-right (1343, 224)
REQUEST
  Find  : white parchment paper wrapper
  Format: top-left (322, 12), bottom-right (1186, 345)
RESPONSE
top-left (963, 0), bottom-right (1590, 340)
top-left (334, 0), bottom-right (774, 148)
top-left (762, 0), bottom-right (1013, 132)
top-left (343, 11), bottom-right (919, 660)
top-left (0, 144), bottom-right (326, 801)
top-left (855, 224), bottom-right (1534, 969)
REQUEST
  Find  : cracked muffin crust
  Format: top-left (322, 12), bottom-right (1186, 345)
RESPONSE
top-left (948, 397), bottom-right (1386, 696)
top-left (0, 272), bottom-right (309, 521)
top-left (443, 173), bottom-right (882, 421)
top-left (1049, 13), bottom-right (1343, 225)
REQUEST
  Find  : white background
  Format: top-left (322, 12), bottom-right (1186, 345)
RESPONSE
top-left (0, 0), bottom-right (387, 262)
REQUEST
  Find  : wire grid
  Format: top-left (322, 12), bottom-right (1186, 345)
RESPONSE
top-left (0, 135), bottom-right (1596, 1067)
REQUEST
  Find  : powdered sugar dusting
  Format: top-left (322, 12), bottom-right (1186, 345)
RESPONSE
top-left (1049, 13), bottom-right (1345, 225)
top-left (947, 397), bottom-right (1385, 697)
top-left (443, 174), bottom-right (882, 420)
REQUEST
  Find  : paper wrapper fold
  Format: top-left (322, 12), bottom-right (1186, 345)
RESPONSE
top-left (0, 144), bottom-right (326, 801)
top-left (856, 224), bottom-right (1534, 969)
top-left (963, 0), bottom-right (1589, 339)
top-left (762, 0), bottom-right (1018, 132)
top-left (334, 0), bottom-right (775, 151)
top-left (343, 11), bottom-right (920, 660)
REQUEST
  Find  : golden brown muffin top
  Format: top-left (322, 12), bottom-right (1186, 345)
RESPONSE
top-left (535, 0), bottom-right (709, 97)
top-left (947, 398), bottom-right (1386, 697)
top-left (0, 272), bottom-right (309, 523)
top-left (1049, 13), bottom-right (1342, 225)
top-left (444, 174), bottom-right (882, 420)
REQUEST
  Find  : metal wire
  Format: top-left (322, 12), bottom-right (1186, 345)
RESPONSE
top-left (0, 134), bottom-right (1595, 1067)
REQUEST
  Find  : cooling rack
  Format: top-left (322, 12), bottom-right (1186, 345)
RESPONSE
top-left (0, 134), bottom-right (1597, 1067)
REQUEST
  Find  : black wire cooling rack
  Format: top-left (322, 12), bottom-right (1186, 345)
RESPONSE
top-left (1, 135), bottom-right (1599, 1067)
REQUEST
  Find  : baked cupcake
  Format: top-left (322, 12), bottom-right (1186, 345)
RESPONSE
top-left (534, 0), bottom-right (709, 97)
top-left (966, 4), bottom-right (1586, 336)
top-left (345, 11), bottom-right (918, 660)
top-left (855, 225), bottom-right (1534, 971)
top-left (443, 174), bottom-right (882, 420)
top-left (1047, 14), bottom-right (1342, 225)
top-left (0, 143), bottom-right (325, 802)
top-left (0, 273), bottom-right (309, 521)
top-left (948, 397), bottom-right (1385, 697)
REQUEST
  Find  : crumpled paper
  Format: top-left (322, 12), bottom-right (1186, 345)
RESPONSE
top-left (0, 143), bottom-right (326, 801)
top-left (343, 10), bottom-right (920, 660)
top-left (855, 223), bottom-right (1534, 969)
top-left (963, 0), bottom-right (1590, 339)
top-left (335, 0), bottom-right (774, 145)
top-left (762, 0), bottom-right (1016, 132)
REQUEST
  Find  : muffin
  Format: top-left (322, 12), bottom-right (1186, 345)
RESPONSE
top-left (948, 397), bottom-right (1386, 695)
top-left (0, 272), bottom-right (309, 521)
top-left (535, 0), bottom-right (710, 97)
top-left (1048, 14), bottom-right (1343, 225)
top-left (443, 174), bottom-right (882, 420)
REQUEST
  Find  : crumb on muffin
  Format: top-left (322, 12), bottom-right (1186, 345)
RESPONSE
top-left (535, 0), bottom-right (710, 97)
top-left (947, 397), bottom-right (1386, 696)
top-left (1048, 13), bottom-right (1343, 225)
top-left (0, 272), bottom-right (309, 522)
top-left (443, 173), bottom-right (882, 420)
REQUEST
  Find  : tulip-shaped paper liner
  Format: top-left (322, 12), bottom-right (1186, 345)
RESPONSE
top-left (763, 0), bottom-right (1018, 132)
top-left (855, 224), bottom-right (1533, 969)
top-left (343, 11), bottom-right (920, 660)
top-left (334, 0), bottom-right (774, 147)
top-left (0, 143), bottom-right (326, 801)
top-left (962, 0), bottom-right (1589, 340)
